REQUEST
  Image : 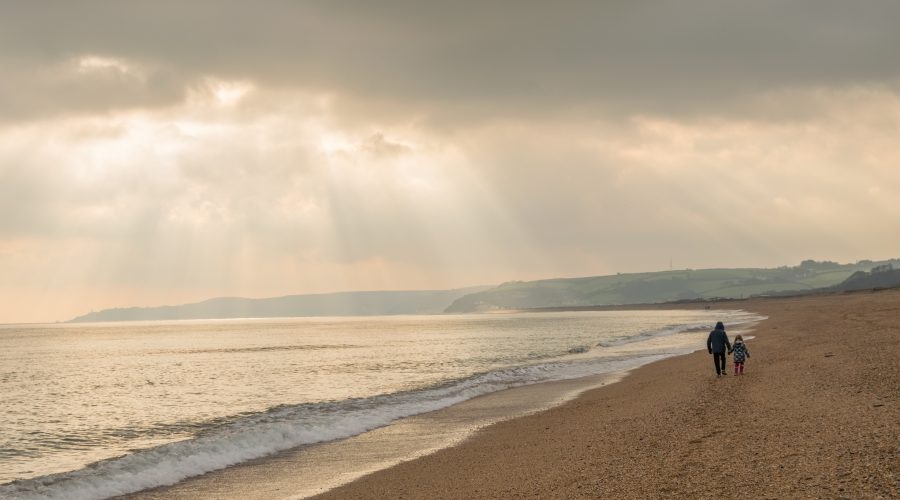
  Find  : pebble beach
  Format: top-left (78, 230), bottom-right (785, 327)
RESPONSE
top-left (315, 289), bottom-right (899, 499)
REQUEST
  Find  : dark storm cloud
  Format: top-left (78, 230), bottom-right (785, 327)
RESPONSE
top-left (2, 0), bottom-right (899, 122)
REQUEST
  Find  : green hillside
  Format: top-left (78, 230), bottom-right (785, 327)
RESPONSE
top-left (444, 259), bottom-right (900, 313)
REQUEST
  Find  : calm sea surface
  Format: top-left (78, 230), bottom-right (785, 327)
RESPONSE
top-left (0, 309), bottom-right (761, 499)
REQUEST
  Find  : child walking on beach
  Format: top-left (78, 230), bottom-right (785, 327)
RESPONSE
top-left (730, 335), bottom-right (750, 375)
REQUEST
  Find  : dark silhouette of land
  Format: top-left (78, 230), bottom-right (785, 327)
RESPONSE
top-left (71, 259), bottom-right (900, 322)
top-left (69, 287), bottom-right (489, 323)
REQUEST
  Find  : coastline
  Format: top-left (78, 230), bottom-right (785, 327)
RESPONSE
top-left (129, 290), bottom-right (898, 499)
top-left (124, 320), bottom-right (745, 500)
top-left (313, 289), bottom-right (899, 499)
top-left (125, 372), bottom-right (627, 500)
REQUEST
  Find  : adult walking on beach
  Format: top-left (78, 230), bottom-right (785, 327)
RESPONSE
top-left (707, 321), bottom-right (732, 377)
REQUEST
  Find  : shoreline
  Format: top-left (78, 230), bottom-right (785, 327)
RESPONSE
top-left (126, 372), bottom-right (627, 500)
top-left (127, 290), bottom-right (898, 499)
top-left (312, 289), bottom-right (899, 499)
top-left (124, 316), bottom-right (760, 499)
top-left (123, 311), bottom-right (760, 500)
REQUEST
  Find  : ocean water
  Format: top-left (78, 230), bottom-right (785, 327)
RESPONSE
top-left (0, 309), bottom-right (762, 499)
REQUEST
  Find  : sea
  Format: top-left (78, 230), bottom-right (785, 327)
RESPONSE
top-left (0, 309), bottom-right (763, 499)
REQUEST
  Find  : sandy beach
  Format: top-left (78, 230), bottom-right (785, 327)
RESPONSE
top-left (312, 290), bottom-right (899, 499)
top-left (130, 289), bottom-right (899, 499)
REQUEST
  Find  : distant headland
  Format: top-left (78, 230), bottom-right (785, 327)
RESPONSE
top-left (71, 259), bottom-right (900, 322)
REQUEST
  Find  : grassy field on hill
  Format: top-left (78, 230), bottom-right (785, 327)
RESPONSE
top-left (445, 259), bottom-right (899, 312)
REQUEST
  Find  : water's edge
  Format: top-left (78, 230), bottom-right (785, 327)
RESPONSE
top-left (126, 322), bottom-right (762, 500)
top-left (1, 313), bottom-right (764, 500)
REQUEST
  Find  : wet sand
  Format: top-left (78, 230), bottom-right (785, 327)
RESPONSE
top-left (314, 290), bottom-right (899, 499)
top-left (130, 289), bottom-right (899, 499)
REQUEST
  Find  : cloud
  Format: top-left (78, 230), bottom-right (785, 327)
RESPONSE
top-left (2, 1), bottom-right (899, 123)
top-left (2, 82), bottom-right (899, 322)
top-left (455, 85), bottom-right (900, 267)
top-left (2, 2), bottom-right (900, 322)
top-left (0, 54), bottom-right (187, 124)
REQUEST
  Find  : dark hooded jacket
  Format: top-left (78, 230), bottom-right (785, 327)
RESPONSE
top-left (707, 324), bottom-right (731, 354)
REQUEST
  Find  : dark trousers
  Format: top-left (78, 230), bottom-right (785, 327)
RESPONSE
top-left (713, 352), bottom-right (726, 374)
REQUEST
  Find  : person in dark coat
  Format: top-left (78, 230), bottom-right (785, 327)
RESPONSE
top-left (706, 321), bottom-right (732, 376)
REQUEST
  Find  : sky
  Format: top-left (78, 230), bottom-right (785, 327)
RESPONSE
top-left (2, 1), bottom-right (899, 323)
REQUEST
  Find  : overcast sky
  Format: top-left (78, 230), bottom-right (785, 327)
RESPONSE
top-left (2, 1), bottom-right (899, 322)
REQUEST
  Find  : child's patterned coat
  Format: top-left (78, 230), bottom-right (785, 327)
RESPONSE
top-left (731, 341), bottom-right (750, 363)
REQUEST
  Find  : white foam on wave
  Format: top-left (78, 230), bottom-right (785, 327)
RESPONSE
top-left (1, 354), bottom-right (655, 500)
